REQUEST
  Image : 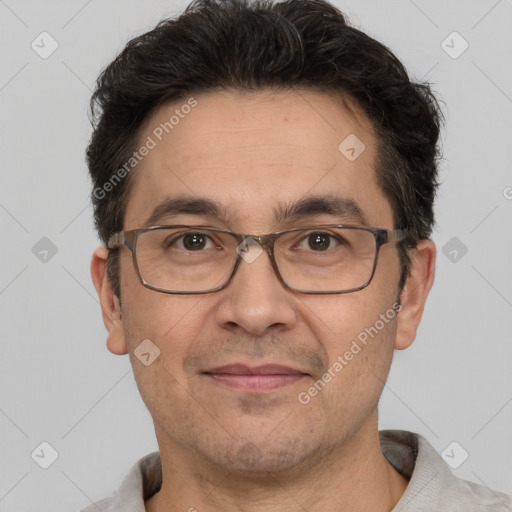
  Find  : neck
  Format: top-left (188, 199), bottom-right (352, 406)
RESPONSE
top-left (145, 421), bottom-right (409, 512)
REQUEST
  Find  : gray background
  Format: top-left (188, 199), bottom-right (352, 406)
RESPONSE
top-left (0, 0), bottom-right (511, 510)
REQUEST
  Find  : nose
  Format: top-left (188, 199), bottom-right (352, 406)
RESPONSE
top-left (214, 241), bottom-right (297, 336)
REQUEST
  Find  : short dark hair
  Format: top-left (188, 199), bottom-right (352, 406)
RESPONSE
top-left (87, 0), bottom-right (444, 299)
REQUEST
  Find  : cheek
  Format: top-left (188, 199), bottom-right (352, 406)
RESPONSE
top-left (312, 316), bottom-right (396, 413)
top-left (301, 288), bottom-right (397, 348)
top-left (120, 294), bottom-right (211, 416)
top-left (120, 272), bottom-right (208, 364)
top-left (321, 301), bottom-right (398, 376)
top-left (298, 286), bottom-right (400, 406)
top-left (293, 315), bottom-right (397, 447)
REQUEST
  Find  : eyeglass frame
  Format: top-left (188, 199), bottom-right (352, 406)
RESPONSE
top-left (107, 224), bottom-right (409, 295)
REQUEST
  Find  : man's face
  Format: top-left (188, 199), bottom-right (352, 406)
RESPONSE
top-left (109, 89), bottom-right (406, 472)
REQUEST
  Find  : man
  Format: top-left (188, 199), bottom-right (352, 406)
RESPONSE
top-left (86, 0), bottom-right (512, 510)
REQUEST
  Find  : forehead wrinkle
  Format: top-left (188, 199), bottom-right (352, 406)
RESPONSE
top-left (224, 144), bottom-right (320, 153)
top-left (198, 127), bottom-right (278, 134)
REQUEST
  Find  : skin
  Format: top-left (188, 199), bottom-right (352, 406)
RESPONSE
top-left (91, 89), bottom-right (436, 512)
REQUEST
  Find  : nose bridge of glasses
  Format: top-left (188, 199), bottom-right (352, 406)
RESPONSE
top-left (235, 235), bottom-right (270, 265)
top-left (237, 229), bottom-right (281, 255)
top-left (230, 233), bottom-right (287, 295)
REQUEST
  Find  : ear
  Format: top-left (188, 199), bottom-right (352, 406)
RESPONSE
top-left (91, 247), bottom-right (128, 355)
top-left (395, 239), bottom-right (436, 350)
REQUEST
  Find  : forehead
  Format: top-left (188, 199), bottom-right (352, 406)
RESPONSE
top-left (124, 88), bottom-right (394, 231)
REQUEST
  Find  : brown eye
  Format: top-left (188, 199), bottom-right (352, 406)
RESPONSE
top-left (306, 232), bottom-right (335, 251)
top-left (181, 233), bottom-right (208, 250)
top-left (163, 232), bottom-right (215, 251)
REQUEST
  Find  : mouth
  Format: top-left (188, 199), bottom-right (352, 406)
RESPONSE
top-left (202, 364), bottom-right (309, 391)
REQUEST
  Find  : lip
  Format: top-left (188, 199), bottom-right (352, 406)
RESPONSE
top-left (203, 364), bottom-right (308, 391)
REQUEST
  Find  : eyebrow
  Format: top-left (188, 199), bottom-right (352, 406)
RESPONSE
top-left (143, 194), bottom-right (369, 227)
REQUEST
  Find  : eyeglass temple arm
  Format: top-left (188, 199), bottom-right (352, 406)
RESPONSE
top-left (388, 229), bottom-right (408, 242)
top-left (107, 232), bottom-right (126, 248)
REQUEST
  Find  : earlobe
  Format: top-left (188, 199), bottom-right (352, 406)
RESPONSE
top-left (394, 240), bottom-right (436, 350)
top-left (91, 247), bottom-right (129, 355)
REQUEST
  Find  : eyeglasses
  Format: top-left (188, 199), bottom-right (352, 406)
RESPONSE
top-left (107, 225), bottom-right (408, 295)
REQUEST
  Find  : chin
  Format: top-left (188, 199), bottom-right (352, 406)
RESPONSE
top-left (202, 434), bottom-right (325, 476)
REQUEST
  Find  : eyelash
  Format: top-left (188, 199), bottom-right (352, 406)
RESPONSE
top-left (165, 230), bottom-right (345, 252)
